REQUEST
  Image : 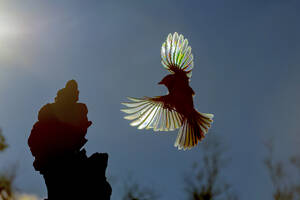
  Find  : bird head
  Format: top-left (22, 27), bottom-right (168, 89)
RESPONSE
top-left (158, 74), bottom-right (175, 88)
top-left (158, 74), bottom-right (174, 87)
top-left (158, 71), bottom-right (191, 94)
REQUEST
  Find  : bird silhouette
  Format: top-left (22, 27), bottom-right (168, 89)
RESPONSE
top-left (121, 32), bottom-right (214, 150)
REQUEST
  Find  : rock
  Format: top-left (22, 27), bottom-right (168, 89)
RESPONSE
top-left (28, 80), bottom-right (111, 200)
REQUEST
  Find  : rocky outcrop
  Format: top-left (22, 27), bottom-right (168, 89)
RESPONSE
top-left (28, 80), bottom-right (111, 200)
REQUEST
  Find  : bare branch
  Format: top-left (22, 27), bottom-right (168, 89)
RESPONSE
top-left (184, 134), bottom-right (236, 200)
top-left (0, 129), bottom-right (8, 152)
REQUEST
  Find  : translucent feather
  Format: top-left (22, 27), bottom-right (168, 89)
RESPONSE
top-left (161, 32), bottom-right (194, 78)
top-left (121, 97), bottom-right (183, 132)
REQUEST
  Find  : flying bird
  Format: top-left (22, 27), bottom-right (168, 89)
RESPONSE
top-left (121, 32), bottom-right (214, 150)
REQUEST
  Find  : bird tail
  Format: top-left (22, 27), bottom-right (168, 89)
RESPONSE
top-left (174, 111), bottom-right (214, 150)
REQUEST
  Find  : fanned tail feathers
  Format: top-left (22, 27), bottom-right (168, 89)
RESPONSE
top-left (174, 112), bottom-right (214, 150)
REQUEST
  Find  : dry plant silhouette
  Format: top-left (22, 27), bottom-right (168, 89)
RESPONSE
top-left (122, 176), bottom-right (159, 200)
top-left (0, 129), bottom-right (15, 200)
top-left (0, 129), bottom-right (8, 152)
top-left (0, 129), bottom-right (41, 200)
top-left (0, 171), bottom-right (15, 200)
top-left (290, 156), bottom-right (300, 198)
top-left (184, 135), bottom-right (237, 200)
top-left (118, 135), bottom-right (237, 200)
top-left (264, 140), bottom-right (300, 200)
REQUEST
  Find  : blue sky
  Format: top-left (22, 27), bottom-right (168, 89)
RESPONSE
top-left (0, 1), bottom-right (300, 199)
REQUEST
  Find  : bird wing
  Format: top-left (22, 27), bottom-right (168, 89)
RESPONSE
top-left (161, 32), bottom-right (194, 78)
top-left (121, 97), bottom-right (183, 131)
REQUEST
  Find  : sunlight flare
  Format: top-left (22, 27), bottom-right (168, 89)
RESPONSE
top-left (0, 15), bottom-right (21, 38)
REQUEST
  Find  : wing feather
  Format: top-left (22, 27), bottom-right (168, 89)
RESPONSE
top-left (121, 97), bottom-right (183, 132)
top-left (161, 32), bottom-right (194, 78)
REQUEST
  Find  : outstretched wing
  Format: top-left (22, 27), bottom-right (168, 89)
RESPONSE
top-left (121, 97), bottom-right (183, 131)
top-left (161, 32), bottom-right (194, 78)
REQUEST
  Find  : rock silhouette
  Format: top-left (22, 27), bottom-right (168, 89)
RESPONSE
top-left (28, 80), bottom-right (111, 200)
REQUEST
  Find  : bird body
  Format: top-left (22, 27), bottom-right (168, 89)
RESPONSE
top-left (122, 32), bottom-right (214, 150)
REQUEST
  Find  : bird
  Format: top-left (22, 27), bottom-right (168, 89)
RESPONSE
top-left (121, 32), bottom-right (214, 150)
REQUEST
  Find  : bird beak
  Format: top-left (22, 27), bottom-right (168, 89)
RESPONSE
top-left (158, 80), bottom-right (163, 84)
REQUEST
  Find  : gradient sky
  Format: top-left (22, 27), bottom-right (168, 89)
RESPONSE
top-left (0, 1), bottom-right (300, 199)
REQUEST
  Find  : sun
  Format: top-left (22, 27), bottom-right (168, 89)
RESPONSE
top-left (0, 14), bottom-right (25, 65)
top-left (0, 16), bottom-right (20, 38)
top-left (0, 23), bottom-right (17, 37)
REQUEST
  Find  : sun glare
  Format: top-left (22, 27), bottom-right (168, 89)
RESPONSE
top-left (0, 23), bottom-right (17, 37)
top-left (0, 14), bottom-right (23, 40)
top-left (0, 15), bottom-right (26, 65)
top-left (0, 20), bottom-right (20, 38)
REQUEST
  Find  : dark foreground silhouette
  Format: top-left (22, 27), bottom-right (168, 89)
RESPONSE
top-left (28, 80), bottom-right (111, 200)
